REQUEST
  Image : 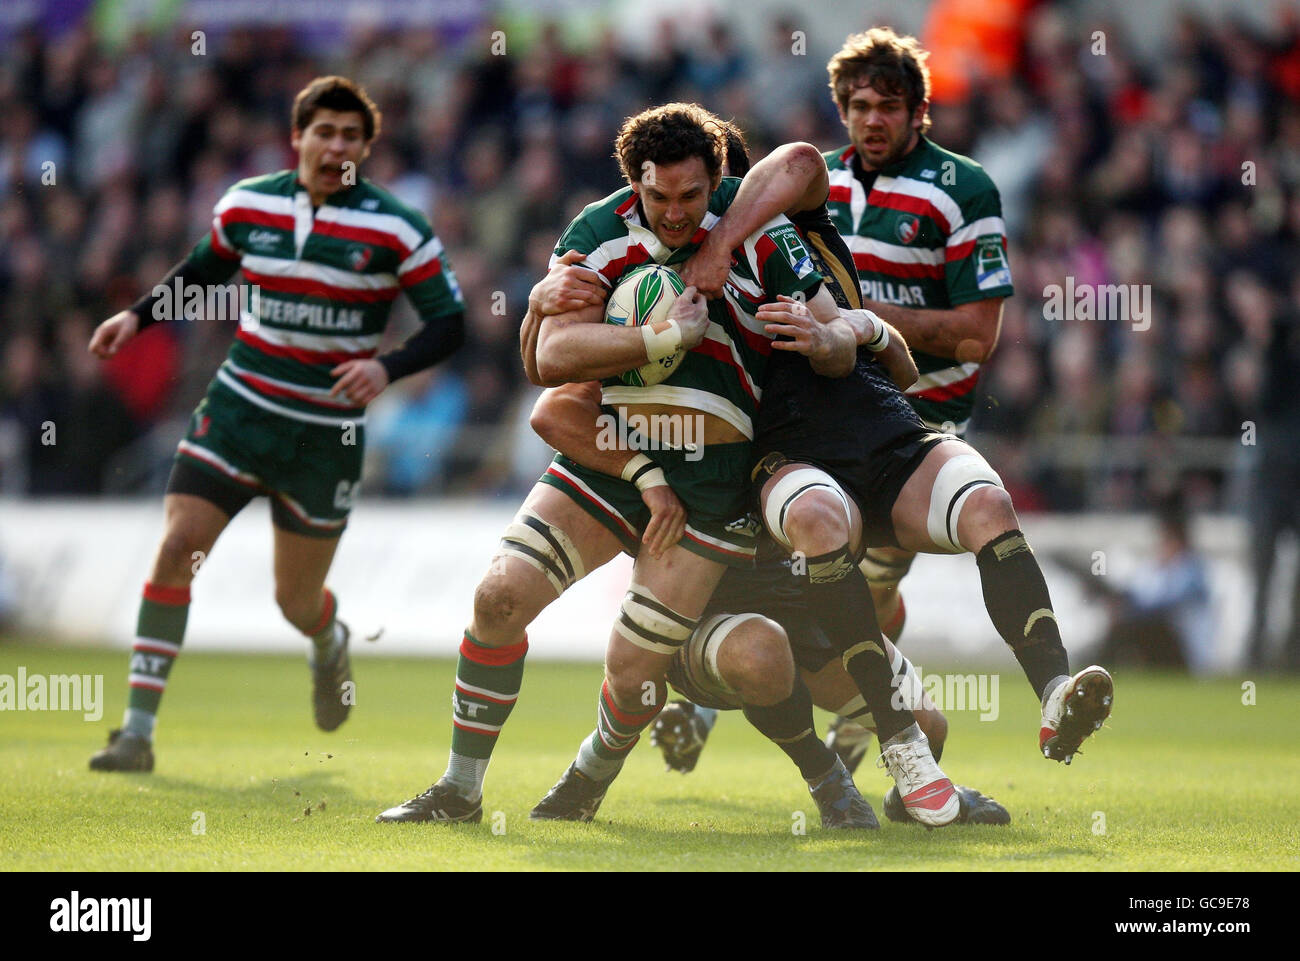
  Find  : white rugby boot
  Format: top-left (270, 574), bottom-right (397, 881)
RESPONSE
top-left (1039, 665), bottom-right (1113, 764)
top-left (877, 723), bottom-right (960, 827)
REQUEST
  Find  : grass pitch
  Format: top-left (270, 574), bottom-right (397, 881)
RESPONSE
top-left (2, 643), bottom-right (1298, 871)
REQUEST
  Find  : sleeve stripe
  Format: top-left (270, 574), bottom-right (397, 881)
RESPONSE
top-left (947, 216), bottom-right (1007, 247)
top-left (401, 256), bottom-right (443, 287)
top-left (209, 223), bottom-right (239, 260)
top-left (397, 235), bottom-right (445, 277)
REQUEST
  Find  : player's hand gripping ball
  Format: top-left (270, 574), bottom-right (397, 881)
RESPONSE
top-left (604, 264), bottom-right (689, 387)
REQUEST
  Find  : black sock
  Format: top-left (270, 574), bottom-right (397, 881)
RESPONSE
top-left (975, 530), bottom-right (1071, 698)
top-left (742, 677), bottom-right (836, 781)
top-left (806, 548), bottom-right (915, 743)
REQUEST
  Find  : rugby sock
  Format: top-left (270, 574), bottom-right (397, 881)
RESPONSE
top-left (975, 530), bottom-right (1071, 698)
top-left (806, 548), bottom-right (915, 744)
top-left (881, 595), bottom-right (907, 643)
top-left (574, 680), bottom-right (663, 781)
top-left (121, 582), bottom-right (190, 740)
top-left (442, 631), bottom-right (527, 802)
top-left (305, 588), bottom-right (343, 665)
top-left (742, 677), bottom-right (837, 781)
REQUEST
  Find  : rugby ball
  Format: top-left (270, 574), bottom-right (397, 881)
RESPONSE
top-left (603, 263), bottom-right (687, 387)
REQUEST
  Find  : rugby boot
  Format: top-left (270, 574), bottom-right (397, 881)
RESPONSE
top-left (375, 780), bottom-right (483, 824)
top-left (529, 763), bottom-right (615, 822)
top-left (877, 724), bottom-right (959, 827)
top-left (825, 714), bottom-right (873, 775)
top-left (89, 729), bottom-right (154, 773)
top-left (884, 784), bottom-right (1011, 825)
top-left (650, 701), bottom-right (710, 772)
top-left (1040, 665), bottom-right (1113, 764)
top-left (311, 621), bottom-right (352, 732)
top-left (809, 758), bottom-right (880, 829)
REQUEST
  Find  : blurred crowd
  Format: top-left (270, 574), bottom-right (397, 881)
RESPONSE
top-left (2, 2), bottom-right (1299, 513)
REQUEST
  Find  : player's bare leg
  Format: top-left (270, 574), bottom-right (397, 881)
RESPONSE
top-left (377, 484), bottom-right (623, 823)
top-left (530, 544), bottom-right (725, 821)
top-left (271, 524), bottom-right (350, 731)
top-left (757, 458), bottom-right (959, 825)
top-left (891, 439), bottom-right (1113, 763)
top-left (90, 494), bottom-right (233, 772)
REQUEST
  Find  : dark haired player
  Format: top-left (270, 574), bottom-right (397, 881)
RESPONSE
top-left (86, 76), bottom-right (465, 771)
top-left (675, 29), bottom-right (1113, 778)
top-left (375, 103), bottom-right (910, 826)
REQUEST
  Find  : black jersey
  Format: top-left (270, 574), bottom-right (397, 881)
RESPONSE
top-left (753, 201), bottom-right (929, 498)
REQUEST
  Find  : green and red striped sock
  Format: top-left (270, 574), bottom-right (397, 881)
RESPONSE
top-left (122, 582), bottom-right (190, 739)
top-left (442, 631), bottom-right (527, 801)
top-left (574, 680), bottom-right (663, 780)
top-left (305, 588), bottom-right (343, 665)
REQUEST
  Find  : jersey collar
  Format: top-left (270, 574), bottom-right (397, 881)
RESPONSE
top-left (617, 191), bottom-right (713, 266)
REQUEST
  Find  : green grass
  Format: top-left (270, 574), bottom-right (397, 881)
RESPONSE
top-left (2, 643), bottom-right (1298, 871)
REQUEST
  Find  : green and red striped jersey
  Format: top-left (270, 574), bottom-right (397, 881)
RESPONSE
top-left (178, 170), bottom-right (463, 426)
top-left (824, 138), bottom-right (1013, 432)
top-left (551, 177), bottom-right (822, 440)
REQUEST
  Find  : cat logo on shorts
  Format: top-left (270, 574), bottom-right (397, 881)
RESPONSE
top-left (895, 215), bottom-right (920, 244)
top-left (724, 512), bottom-right (762, 537)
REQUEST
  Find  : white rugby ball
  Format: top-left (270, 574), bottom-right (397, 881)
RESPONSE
top-left (603, 263), bottom-right (687, 387)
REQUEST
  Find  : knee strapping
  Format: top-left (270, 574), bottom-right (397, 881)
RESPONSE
top-left (615, 583), bottom-right (698, 656)
top-left (926, 453), bottom-right (1004, 553)
top-left (763, 467), bottom-right (852, 551)
top-left (498, 509), bottom-right (586, 596)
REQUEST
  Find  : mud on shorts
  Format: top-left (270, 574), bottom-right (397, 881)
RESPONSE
top-left (538, 440), bottom-right (759, 568)
top-left (166, 378), bottom-right (363, 538)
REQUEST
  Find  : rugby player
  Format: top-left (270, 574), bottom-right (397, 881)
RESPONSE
top-left (376, 103), bottom-right (940, 825)
top-left (679, 30), bottom-right (1113, 773)
top-left (86, 77), bottom-right (465, 772)
top-left (531, 380), bottom-right (1010, 828)
top-left (500, 119), bottom-right (973, 828)
top-left (525, 130), bottom-right (1004, 826)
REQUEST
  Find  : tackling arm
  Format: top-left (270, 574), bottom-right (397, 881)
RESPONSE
top-left (530, 382), bottom-right (686, 556)
top-left (682, 143), bottom-right (830, 297)
top-left (842, 309), bottom-right (919, 389)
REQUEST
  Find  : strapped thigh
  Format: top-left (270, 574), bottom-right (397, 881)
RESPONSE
top-left (497, 508), bottom-right (588, 596)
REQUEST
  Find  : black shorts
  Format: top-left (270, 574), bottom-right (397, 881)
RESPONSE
top-left (756, 429), bottom-right (947, 549)
top-left (702, 558), bottom-right (839, 675)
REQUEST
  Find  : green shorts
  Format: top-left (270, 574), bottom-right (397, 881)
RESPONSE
top-left (538, 441), bottom-right (759, 568)
top-left (169, 378), bottom-right (364, 538)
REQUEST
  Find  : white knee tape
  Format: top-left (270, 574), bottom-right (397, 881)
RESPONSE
top-left (692, 612), bottom-right (764, 697)
top-left (498, 509), bottom-right (586, 596)
top-left (925, 453), bottom-right (1003, 553)
top-left (762, 468), bottom-right (852, 551)
top-left (615, 582), bottom-right (698, 656)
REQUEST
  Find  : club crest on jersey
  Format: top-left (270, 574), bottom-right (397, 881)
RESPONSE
top-left (895, 215), bottom-right (920, 244)
top-left (346, 244), bottom-right (372, 271)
